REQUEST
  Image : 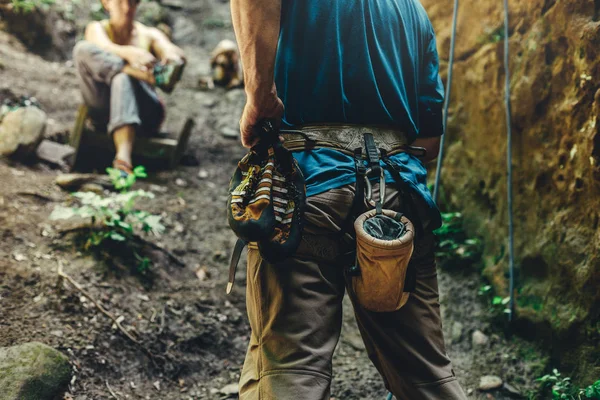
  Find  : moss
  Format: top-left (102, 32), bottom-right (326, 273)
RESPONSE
top-left (0, 342), bottom-right (71, 400)
top-left (477, 26), bottom-right (505, 45)
top-left (517, 294), bottom-right (544, 312)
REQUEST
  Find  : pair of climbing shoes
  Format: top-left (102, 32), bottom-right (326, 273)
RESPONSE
top-left (226, 120), bottom-right (306, 293)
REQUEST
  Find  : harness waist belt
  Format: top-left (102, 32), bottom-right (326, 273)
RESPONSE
top-left (280, 124), bottom-right (423, 157)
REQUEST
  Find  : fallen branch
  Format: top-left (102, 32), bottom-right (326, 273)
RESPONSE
top-left (15, 191), bottom-right (60, 202)
top-left (56, 260), bottom-right (157, 365)
top-left (106, 381), bottom-right (120, 400)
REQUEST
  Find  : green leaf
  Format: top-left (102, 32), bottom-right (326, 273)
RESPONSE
top-left (142, 214), bottom-right (165, 235)
top-left (109, 232), bottom-right (126, 241)
top-left (492, 296), bottom-right (503, 305)
top-left (117, 220), bottom-right (133, 232)
top-left (133, 165), bottom-right (147, 178)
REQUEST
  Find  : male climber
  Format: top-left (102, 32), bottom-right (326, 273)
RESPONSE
top-left (231, 0), bottom-right (468, 399)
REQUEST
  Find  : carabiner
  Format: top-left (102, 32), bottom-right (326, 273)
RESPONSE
top-left (364, 167), bottom-right (386, 209)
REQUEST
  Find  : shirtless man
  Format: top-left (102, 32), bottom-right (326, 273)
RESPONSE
top-left (73, 0), bottom-right (185, 175)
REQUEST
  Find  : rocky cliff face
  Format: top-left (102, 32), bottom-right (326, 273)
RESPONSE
top-left (421, 0), bottom-right (600, 382)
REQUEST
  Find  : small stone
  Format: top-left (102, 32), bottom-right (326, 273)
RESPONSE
top-left (472, 330), bottom-right (489, 347)
top-left (451, 322), bottom-right (463, 343)
top-left (175, 178), bottom-right (188, 187)
top-left (202, 98), bottom-right (217, 108)
top-left (149, 184), bottom-right (168, 193)
top-left (137, 294), bottom-right (150, 302)
top-left (479, 375), bottom-right (503, 391)
top-left (12, 253), bottom-right (27, 262)
top-left (195, 265), bottom-right (209, 282)
top-left (221, 127), bottom-right (239, 139)
top-left (35, 140), bottom-right (75, 169)
top-left (197, 169), bottom-right (209, 179)
top-left (219, 383), bottom-right (239, 395)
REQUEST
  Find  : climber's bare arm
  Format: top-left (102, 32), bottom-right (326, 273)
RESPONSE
top-left (84, 21), bottom-right (156, 68)
top-left (148, 27), bottom-right (186, 64)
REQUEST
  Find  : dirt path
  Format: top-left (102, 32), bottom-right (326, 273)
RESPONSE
top-left (0, 1), bottom-right (548, 399)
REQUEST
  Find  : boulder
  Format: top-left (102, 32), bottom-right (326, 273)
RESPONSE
top-left (0, 342), bottom-right (72, 400)
top-left (0, 106), bottom-right (46, 157)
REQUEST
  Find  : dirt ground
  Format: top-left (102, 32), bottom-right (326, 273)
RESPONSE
top-left (0, 1), bottom-right (549, 399)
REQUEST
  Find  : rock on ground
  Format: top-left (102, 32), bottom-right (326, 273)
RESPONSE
top-left (478, 375), bottom-right (503, 391)
top-left (0, 342), bottom-right (71, 400)
top-left (0, 106), bottom-right (46, 157)
top-left (472, 330), bottom-right (489, 348)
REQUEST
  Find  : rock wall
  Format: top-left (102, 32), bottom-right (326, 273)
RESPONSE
top-left (421, 0), bottom-right (600, 382)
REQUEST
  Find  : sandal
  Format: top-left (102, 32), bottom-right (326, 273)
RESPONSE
top-left (112, 159), bottom-right (134, 178)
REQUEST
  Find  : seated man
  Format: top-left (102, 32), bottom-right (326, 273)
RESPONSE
top-left (73, 0), bottom-right (185, 175)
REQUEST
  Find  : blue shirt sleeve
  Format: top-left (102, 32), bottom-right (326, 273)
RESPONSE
top-left (418, 32), bottom-right (445, 138)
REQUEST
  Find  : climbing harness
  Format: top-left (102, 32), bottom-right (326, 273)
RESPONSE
top-left (432, 0), bottom-right (516, 323)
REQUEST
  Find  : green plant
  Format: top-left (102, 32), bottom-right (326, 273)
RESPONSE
top-left (107, 165), bottom-right (147, 192)
top-left (10, 0), bottom-right (55, 13)
top-left (434, 212), bottom-right (483, 269)
top-left (478, 283), bottom-right (511, 315)
top-left (478, 284), bottom-right (492, 296)
top-left (50, 166), bottom-right (164, 273)
top-left (536, 370), bottom-right (600, 399)
top-left (491, 295), bottom-right (511, 315)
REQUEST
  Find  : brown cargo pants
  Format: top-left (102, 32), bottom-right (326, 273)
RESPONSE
top-left (239, 184), bottom-right (467, 400)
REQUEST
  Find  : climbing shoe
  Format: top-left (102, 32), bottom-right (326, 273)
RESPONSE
top-left (154, 61), bottom-right (185, 94)
top-left (226, 120), bottom-right (306, 291)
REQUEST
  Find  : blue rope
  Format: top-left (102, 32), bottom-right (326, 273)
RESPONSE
top-left (433, 0), bottom-right (459, 204)
top-left (503, 0), bottom-right (515, 322)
